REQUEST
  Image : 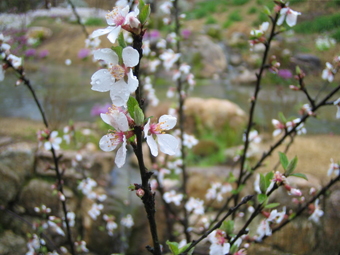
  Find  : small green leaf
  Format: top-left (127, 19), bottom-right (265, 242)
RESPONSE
top-left (264, 203), bottom-right (280, 209)
top-left (286, 156), bottom-right (298, 175)
top-left (290, 173), bottom-right (308, 181)
top-left (111, 45), bottom-right (123, 64)
top-left (279, 152), bottom-right (289, 170)
top-left (166, 240), bottom-right (179, 255)
top-left (139, 0), bottom-right (145, 12)
top-left (230, 244), bottom-right (238, 254)
top-left (222, 220), bottom-right (234, 235)
top-left (117, 32), bottom-right (127, 48)
top-left (144, 116), bottom-right (153, 124)
top-left (127, 96), bottom-right (139, 119)
top-left (228, 172), bottom-right (237, 183)
top-left (258, 193), bottom-right (267, 204)
top-left (296, 65), bottom-right (301, 75)
top-left (128, 135), bottom-right (136, 143)
top-left (259, 173), bottom-right (266, 194)
top-left (139, 4), bottom-right (151, 25)
top-left (289, 212), bottom-right (296, 220)
top-left (134, 105), bottom-right (144, 126)
top-left (264, 6), bottom-right (271, 16)
top-left (265, 172), bottom-right (274, 190)
top-left (178, 243), bottom-right (194, 255)
top-left (278, 112), bottom-right (287, 123)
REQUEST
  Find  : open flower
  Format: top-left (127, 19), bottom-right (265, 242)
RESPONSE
top-left (159, 49), bottom-right (181, 71)
top-left (272, 119), bottom-right (285, 137)
top-left (309, 199), bottom-right (324, 223)
top-left (144, 115), bottom-right (179, 156)
top-left (208, 230), bottom-right (230, 255)
top-left (327, 158), bottom-right (340, 176)
top-left (44, 131), bottom-right (62, 150)
top-left (322, 62), bottom-right (335, 82)
top-left (99, 106), bottom-right (130, 167)
top-left (333, 98), bottom-right (340, 119)
top-left (90, 5), bottom-right (140, 44)
top-left (277, 5), bottom-right (301, 27)
top-left (91, 47), bottom-right (139, 106)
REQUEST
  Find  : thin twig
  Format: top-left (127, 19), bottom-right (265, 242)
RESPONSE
top-left (66, 0), bottom-right (89, 38)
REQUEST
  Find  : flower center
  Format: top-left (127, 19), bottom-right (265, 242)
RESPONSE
top-left (106, 7), bottom-right (125, 26)
top-left (109, 64), bottom-right (125, 80)
top-left (106, 130), bottom-right (124, 147)
top-left (150, 121), bottom-right (168, 135)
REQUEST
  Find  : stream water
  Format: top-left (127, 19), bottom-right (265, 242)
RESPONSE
top-left (0, 62), bottom-right (339, 134)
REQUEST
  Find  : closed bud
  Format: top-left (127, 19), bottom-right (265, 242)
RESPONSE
top-left (136, 188), bottom-right (145, 198)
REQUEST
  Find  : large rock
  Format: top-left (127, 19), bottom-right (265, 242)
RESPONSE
top-left (0, 142), bottom-right (36, 183)
top-left (0, 230), bottom-right (27, 255)
top-left (183, 35), bottom-right (227, 78)
top-left (0, 163), bottom-right (20, 205)
top-left (184, 97), bottom-right (247, 134)
top-left (18, 179), bottom-right (77, 217)
top-left (231, 68), bottom-right (257, 84)
top-left (290, 54), bottom-right (321, 72)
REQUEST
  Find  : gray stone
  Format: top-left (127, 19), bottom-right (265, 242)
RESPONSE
top-left (0, 163), bottom-right (20, 205)
top-left (182, 35), bottom-right (227, 78)
top-left (0, 230), bottom-right (27, 255)
top-left (291, 54), bottom-right (321, 71)
top-left (0, 142), bottom-right (36, 183)
top-left (231, 68), bottom-right (257, 84)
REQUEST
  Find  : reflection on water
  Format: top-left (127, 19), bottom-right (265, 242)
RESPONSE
top-left (0, 63), bottom-right (339, 134)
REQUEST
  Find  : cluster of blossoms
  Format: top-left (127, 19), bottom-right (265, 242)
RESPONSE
top-left (37, 130), bottom-right (63, 151)
top-left (272, 118), bottom-right (306, 137)
top-left (315, 36), bottom-right (336, 51)
top-left (206, 182), bottom-right (232, 202)
top-left (255, 206), bottom-right (286, 241)
top-left (321, 56), bottom-right (340, 83)
top-left (0, 33), bottom-right (23, 82)
top-left (255, 171), bottom-right (302, 197)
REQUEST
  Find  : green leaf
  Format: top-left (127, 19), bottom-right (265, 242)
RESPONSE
top-left (278, 112), bottom-right (287, 123)
top-left (222, 220), bottom-right (234, 235)
top-left (296, 65), bottom-right (301, 75)
top-left (178, 243), bottom-right (194, 255)
top-left (264, 203), bottom-right (280, 209)
top-left (134, 105), bottom-right (144, 126)
top-left (290, 173), bottom-right (308, 181)
top-left (257, 193), bottom-right (267, 204)
top-left (286, 156), bottom-right (298, 175)
top-left (230, 244), bottom-right (238, 254)
top-left (128, 135), bottom-right (136, 143)
top-left (279, 152), bottom-right (289, 170)
top-left (288, 212), bottom-right (296, 220)
top-left (127, 96), bottom-right (139, 119)
top-left (111, 46), bottom-right (123, 64)
top-left (166, 240), bottom-right (179, 255)
top-left (139, 0), bottom-right (145, 12)
top-left (117, 32), bottom-right (127, 48)
top-left (264, 6), bottom-right (271, 16)
top-left (144, 116), bottom-right (153, 124)
top-left (265, 172), bottom-right (274, 190)
top-left (139, 4), bottom-right (151, 25)
top-left (231, 184), bottom-right (245, 195)
top-left (228, 172), bottom-right (237, 183)
top-left (259, 173), bottom-right (266, 194)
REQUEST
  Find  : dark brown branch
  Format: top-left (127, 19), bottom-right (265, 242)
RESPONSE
top-left (132, 30), bottom-right (161, 255)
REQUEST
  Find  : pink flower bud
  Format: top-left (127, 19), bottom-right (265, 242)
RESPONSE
top-left (136, 188), bottom-right (145, 198)
top-left (289, 85), bottom-right (300, 91)
top-left (292, 198), bottom-right (299, 204)
top-left (290, 188), bottom-right (302, 196)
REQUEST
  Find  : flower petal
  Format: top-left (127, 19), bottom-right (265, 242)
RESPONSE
top-left (127, 69), bottom-right (139, 93)
top-left (146, 135), bottom-right (158, 156)
top-left (91, 69), bottom-right (115, 92)
top-left (273, 129), bottom-right (282, 137)
top-left (286, 10), bottom-right (300, 27)
top-left (122, 46), bottom-right (140, 67)
top-left (109, 79), bottom-right (130, 106)
top-left (157, 134), bottom-right (179, 155)
top-left (115, 136), bottom-right (127, 167)
top-left (144, 119), bottom-right (150, 138)
top-left (91, 26), bottom-right (115, 39)
top-left (107, 26), bottom-right (121, 44)
top-left (102, 111), bottom-right (129, 131)
top-left (159, 115), bottom-right (177, 130)
top-left (93, 48), bottom-right (118, 65)
top-left (99, 134), bottom-right (118, 151)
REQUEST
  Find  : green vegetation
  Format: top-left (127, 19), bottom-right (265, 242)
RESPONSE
top-left (84, 17), bottom-right (106, 26)
top-left (248, 6), bottom-right (257, 14)
top-left (185, 0), bottom-right (228, 20)
top-left (223, 20), bottom-right (233, 29)
top-left (228, 10), bottom-right (243, 22)
top-left (205, 15), bottom-right (218, 25)
top-left (332, 28), bottom-right (340, 42)
top-left (294, 13), bottom-right (340, 34)
top-left (231, 0), bottom-right (250, 5)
